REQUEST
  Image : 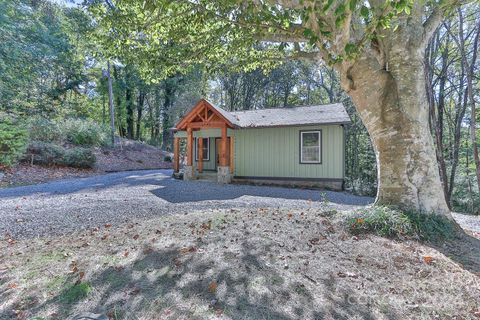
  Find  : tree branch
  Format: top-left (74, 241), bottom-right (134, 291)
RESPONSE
top-left (423, 0), bottom-right (472, 45)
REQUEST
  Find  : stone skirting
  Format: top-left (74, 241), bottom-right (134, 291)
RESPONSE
top-left (217, 166), bottom-right (232, 184)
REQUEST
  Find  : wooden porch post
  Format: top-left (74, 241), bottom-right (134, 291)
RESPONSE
top-left (220, 125), bottom-right (228, 167)
top-left (186, 127), bottom-right (193, 166)
top-left (173, 137), bottom-right (180, 172)
top-left (198, 137), bottom-right (203, 173)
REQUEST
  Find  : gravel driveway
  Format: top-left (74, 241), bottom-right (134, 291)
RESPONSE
top-left (0, 170), bottom-right (373, 239)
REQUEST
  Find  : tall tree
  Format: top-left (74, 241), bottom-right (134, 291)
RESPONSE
top-left (90, 0), bottom-right (473, 217)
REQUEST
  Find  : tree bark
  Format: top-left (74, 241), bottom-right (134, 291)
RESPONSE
top-left (136, 90), bottom-right (145, 140)
top-left (340, 50), bottom-right (451, 216)
top-left (106, 61), bottom-right (115, 146)
top-left (125, 69), bottom-right (134, 139)
top-left (161, 79), bottom-right (175, 150)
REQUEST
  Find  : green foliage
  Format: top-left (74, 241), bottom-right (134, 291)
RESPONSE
top-left (0, 0), bottom-right (94, 116)
top-left (404, 210), bottom-right (457, 241)
top-left (60, 282), bottom-right (92, 304)
top-left (62, 148), bottom-right (96, 168)
top-left (28, 118), bottom-right (62, 143)
top-left (29, 118), bottom-right (110, 147)
top-left (346, 206), bottom-right (415, 238)
top-left (163, 155), bottom-right (172, 162)
top-left (62, 119), bottom-right (110, 147)
top-left (0, 117), bottom-right (29, 167)
top-left (346, 206), bottom-right (457, 240)
top-left (26, 141), bottom-right (65, 166)
top-left (26, 142), bottom-right (96, 168)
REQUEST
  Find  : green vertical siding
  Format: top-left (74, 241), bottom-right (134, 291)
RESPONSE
top-left (233, 125), bottom-right (344, 179)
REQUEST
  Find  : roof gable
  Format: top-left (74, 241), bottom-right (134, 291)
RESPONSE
top-left (175, 99), bottom-right (237, 130)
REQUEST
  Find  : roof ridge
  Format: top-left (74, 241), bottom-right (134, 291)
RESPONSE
top-left (229, 103), bottom-right (342, 114)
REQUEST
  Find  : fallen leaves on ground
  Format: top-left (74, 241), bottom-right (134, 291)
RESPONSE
top-left (208, 281), bottom-right (217, 293)
top-left (423, 256), bottom-right (434, 264)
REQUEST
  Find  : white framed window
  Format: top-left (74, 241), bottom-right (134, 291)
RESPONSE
top-left (195, 137), bottom-right (210, 161)
top-left (300, 130), bottom-right (321, 164)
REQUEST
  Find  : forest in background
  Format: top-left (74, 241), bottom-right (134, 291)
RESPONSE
top-left (0, 0), bottom-right (478, 213)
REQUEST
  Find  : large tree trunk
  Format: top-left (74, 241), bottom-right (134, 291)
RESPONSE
top-left (340, 51), bottom-right (451, 216)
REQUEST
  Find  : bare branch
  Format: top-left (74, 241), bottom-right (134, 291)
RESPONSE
top-left (264, 0), bottom-right (304, 9)
top-left (423, 0), bottom-right (473, 46)
top-left (254, 23), bottom-right (307, 42)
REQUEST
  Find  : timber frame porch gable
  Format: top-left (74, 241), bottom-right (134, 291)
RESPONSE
top-left (173, 99), bottom-right (235, 180)
top-left (175, 99), bottom-right (237, 130)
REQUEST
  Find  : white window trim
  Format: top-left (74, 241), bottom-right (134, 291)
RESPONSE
top-left (195, 137), bottom-right (210, 161)
top-left (300, 130), bottom-right (322, 164)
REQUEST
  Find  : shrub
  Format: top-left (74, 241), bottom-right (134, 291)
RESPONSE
top-left (346, 206), bottom-right (414, 238)
top-left (163, 155), bottom-right (172, 162)
top-left (62, 147), bottom-right (96, 168)
top-left (62, 119), bottom-right (110, 147)
top-left (25, 143), bottom-right (95, 168)
top-left (26, 141), bottom-right (65, 166)
top-left (28, 118), bottom-right (62, 142)
top-left (28, 118), bottom-right (110, 147)
top-left (345, 206), bottom-right (457, 240)
top-left (0, 117), bottom-right (29, 167)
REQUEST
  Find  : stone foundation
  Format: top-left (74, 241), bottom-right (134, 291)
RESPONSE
top-left (183, 166), bottom-right (195, 181)
top-left (217, 166), bottom-right (232, 184)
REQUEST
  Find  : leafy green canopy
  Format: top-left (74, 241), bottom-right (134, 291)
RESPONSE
top-left (0, 0), bottom-right (96, 117)
top-left (88, 0), bottom-right (452, 82)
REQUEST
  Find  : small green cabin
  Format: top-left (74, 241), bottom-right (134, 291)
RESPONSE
top-left (172, 99), bottom-right (351, 190)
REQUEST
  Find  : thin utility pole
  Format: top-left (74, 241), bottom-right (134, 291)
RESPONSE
top-left (106, 61), bottom-right (116, 146)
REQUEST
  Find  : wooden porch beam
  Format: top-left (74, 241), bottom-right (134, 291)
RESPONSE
top-left (188, 121), bottom-right (227, 128)
top-left (186, 127), bottom-right (193, 166)
top-left (220, 125), bottom-right (228, 167)
top-left (173, 137), bottom-right (180, 172)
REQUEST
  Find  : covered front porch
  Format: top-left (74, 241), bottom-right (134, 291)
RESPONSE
top-left (173, 99), bottom-right (235, 183)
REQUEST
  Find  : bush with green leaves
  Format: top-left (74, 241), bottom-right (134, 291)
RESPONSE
top-left (62, 147), bottom-right (96, 168)
top-left (62, 119), bottom-right (110, 147)
top-left (345, 206), bottom-right (457, 240)
top-left (26, 141), bottom-right (66, 166)
top-left (28, 118), bottom-right (110, 147)
top-left (0, 117), bottom-right (29, 167)
top-left (25, 142), bottom-right (96, 168)
top-left (28, 118), bottom-right (62, 143)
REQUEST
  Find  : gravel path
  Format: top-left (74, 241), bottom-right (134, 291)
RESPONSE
top-left (0, 170), bottom-right (373, 239)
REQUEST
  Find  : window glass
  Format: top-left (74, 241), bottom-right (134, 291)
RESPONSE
top-left (195, 138), bottom-right (209, 161)
top-left (301, 131), bottom-right (321, 163)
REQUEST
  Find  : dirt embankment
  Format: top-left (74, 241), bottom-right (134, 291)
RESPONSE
top-left (0, 139), bottom-right (172, 187)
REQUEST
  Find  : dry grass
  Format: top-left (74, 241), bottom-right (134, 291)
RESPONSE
top-left (0, 208), bottom-right (479, 320)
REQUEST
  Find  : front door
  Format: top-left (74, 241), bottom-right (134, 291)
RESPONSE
top-left (215, 137), bottom-right (230, 169)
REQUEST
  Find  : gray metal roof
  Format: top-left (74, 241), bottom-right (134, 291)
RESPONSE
top-left (228, 103), bottom-right (351, 128)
